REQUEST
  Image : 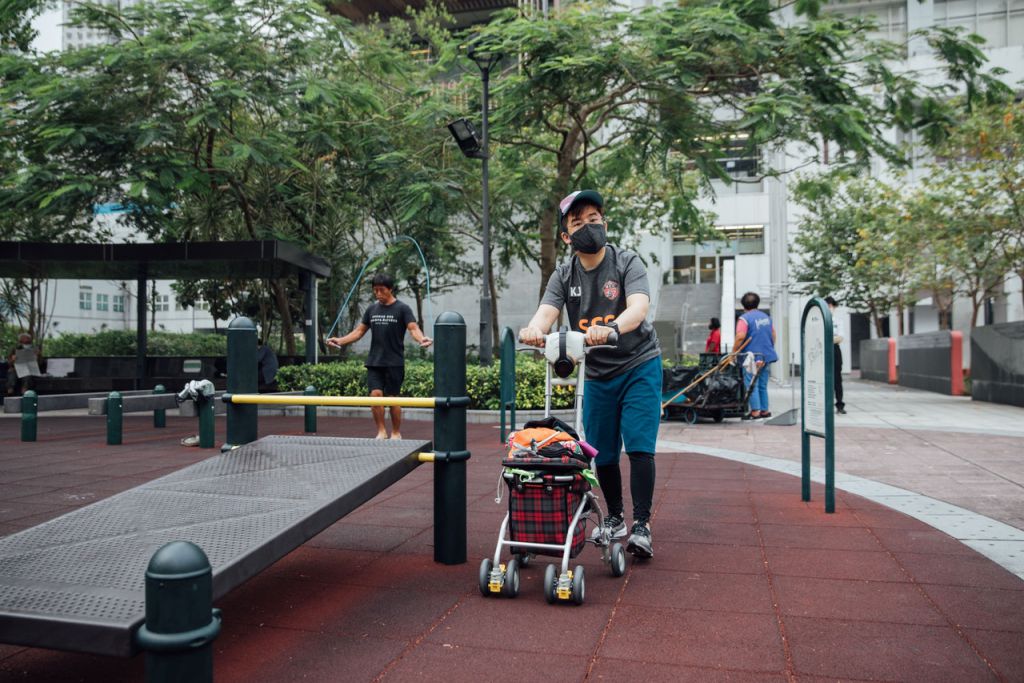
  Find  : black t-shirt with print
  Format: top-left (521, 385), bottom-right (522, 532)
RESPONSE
top-left (362, 299), bottom-right (416, 367)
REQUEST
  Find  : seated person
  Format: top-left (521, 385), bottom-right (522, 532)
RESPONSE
top-left (257, 338), bottom-right (279, 393)
top-left (6, 332), bottom-right (41, 396)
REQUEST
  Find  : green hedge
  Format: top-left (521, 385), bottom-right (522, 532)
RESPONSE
top-left (44, 330), bottom-right (227, 357)
top-left (276, 356), bottom-right (579, 411)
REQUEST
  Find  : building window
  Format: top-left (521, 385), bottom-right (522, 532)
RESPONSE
top-left (96, 294), bottom-right (109, 311)
top-left (672, 255), bottom-right (696, 284)
top-left (156, 295), bottom-right (170, 312)
top-left (716, 225), bottom-right (765, 255)
top-left (197, 299), bottom-right (210, 311)
top-left (79, 290), bottom-right (92, 310)
top-left (113, 295), bottom-right (124, 313)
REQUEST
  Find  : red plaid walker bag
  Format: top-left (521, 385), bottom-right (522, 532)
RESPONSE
top-left (502, 417), bottom-right (591, 557)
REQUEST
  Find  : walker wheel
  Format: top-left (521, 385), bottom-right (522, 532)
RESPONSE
top-left (515, 552), bottom-right (531, 568)
top-left (478, 558), bottom-right (493, 597)
top-left (503, 558), bottom-right (520, 598)
top-left (683, 407), bottom-right (697, 425)
top-left (571, 565), bottom-right (586, 605)
top-left (610, 542), bottom-right (627, 577)
top-left (543, 564), bottom-right (557, 604)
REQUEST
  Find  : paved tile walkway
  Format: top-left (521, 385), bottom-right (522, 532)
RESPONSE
top-left (0, 413), bottom-right (1021, 681)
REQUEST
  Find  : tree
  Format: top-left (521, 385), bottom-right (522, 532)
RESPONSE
top-left (0, 0), bottom-right (388, 353)
top-left (915, 170), bottom-right (1011, 328)
top-left (932, 100), bottom-right (1024, 310)
top-left (792, 173), bottom-right (916, 335)
top-left (470, 0), bottom-right (1009, 297)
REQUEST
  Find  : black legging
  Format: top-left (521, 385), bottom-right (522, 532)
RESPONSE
top-left (597, 451), bottom-right (656, 523)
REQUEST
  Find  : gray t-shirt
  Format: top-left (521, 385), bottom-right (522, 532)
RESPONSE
top-left (541, 245), bottom-right (660, 379)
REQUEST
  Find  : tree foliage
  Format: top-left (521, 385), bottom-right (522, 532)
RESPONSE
top-left (470, 0), bottom-right (1008, 295)
top-left (793, 100), bottom-right (1021, 332)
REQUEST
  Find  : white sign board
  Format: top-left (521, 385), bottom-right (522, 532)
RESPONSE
top-left (803, 307), bottom-right (827, 436)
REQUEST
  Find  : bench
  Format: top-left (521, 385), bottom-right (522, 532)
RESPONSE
top-left (0, 434), bottom-right (430, 657)
top-left (4, 389), bottom-right (153, 414)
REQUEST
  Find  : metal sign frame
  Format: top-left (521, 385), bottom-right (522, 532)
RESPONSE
top-left (800, 297), bottom-right (836, 513)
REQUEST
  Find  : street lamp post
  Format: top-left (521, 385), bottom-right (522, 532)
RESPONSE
top-left (448, 45), bottom-right (500, 365)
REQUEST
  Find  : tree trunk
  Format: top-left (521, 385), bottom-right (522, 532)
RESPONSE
top-left (270, 280), bottom-right (296, 355)
top-left (538, 203), bottom-right (560, 302)
top-left (538, 132), bottom-right (581, 301)
top-left (488, 258), bottom-right (500, 351)
top-left (869, 303), bottom-right (884, 337)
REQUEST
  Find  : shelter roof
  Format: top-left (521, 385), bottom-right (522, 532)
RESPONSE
top-left (0, 240), bottom-right (331, 280)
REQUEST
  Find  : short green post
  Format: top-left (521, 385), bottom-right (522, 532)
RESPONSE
top-left (499, 327), bottom-right (516, 443)
top-left (153, 384), bottom-right (166, 428)
top-left (21, 390), bottom-right (38, 442)
top-left (107, 391), bottom-right (123, 445)
top-left (198, 396), bottom-right (214, 449)
top-left (304, 385), bottom-right (317, 433)
top-left (136, 541), bottom-right (221, 683)
top-left (433, 311), bottom-right (468, 565)
top-left (224, 317), bottom-right (258, 450)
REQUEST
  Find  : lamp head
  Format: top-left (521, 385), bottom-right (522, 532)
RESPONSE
top-left (447, 118), bottom-right (484, 159)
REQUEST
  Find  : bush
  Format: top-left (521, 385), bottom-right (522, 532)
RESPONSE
top-left (276, 355), bottom-right (578, 410)
top-left (44, 330), bottom-right (227, 357)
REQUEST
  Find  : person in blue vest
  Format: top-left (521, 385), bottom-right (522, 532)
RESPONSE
top-left (734, 291), bottom-right (777, 420)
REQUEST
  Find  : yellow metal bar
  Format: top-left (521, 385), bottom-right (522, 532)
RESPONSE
top-left (417, 452), bottom-right (436, 462)
top-left (227, 394), bottom-right (436, 408)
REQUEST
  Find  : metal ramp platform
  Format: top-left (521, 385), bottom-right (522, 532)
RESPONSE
top-left (0, 435), bottom-right (430, 657)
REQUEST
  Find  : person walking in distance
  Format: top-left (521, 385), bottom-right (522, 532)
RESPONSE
top-left (326, 272), bottom-right (432, 439)
top-left (734, 292), bottom-right (777, 420)
top-left (825, 296), bottom-right (846, 414)
top-left (519, 189), bottom-right (662, 559)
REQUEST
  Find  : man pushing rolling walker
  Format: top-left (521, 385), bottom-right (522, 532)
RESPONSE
top-left (326, 272), bottom-right (432, 440)
top-left (519, 190), bottom-right (662, 559)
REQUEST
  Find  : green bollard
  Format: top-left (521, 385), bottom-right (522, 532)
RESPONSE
top-left (224, 317), bottom-right (258, 451)
top-left (153, 384), bottom-right (166, 428)
top-left (136, 541), bottom-right (221, 683)
top-left (304, 385), bottom-right (317, 434)
top-left (433, 311), bottom-right (468, 565)
top-left (198, 396), bottom-right (214, 449)
top-left (21, 390), bottom-right (38, 442)
top-left (107, 391), bottom-right (123, 445)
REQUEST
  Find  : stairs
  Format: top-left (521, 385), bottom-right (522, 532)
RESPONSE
top-left (654, 283), bottom-right (724, 358)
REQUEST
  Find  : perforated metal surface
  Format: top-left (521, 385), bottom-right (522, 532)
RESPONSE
top-left (0, 435), bottom-right (428, 657)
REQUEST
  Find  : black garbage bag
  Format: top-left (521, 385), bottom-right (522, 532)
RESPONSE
top-left (663, 366), bottom-right (700, 395)
top-left (704, 372), bottom-right (742, 405)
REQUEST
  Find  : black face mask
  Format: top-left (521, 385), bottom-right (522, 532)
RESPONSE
top-left (569, 222), bottom-right (607, 254)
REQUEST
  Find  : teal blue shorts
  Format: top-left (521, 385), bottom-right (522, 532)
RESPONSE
top-left (582, 355), bottom-right (662, 466)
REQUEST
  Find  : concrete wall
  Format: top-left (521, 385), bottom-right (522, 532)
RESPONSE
top-left (970, 321), bottom-right (1024, 408)
top-left (859, 338), bottom-right (894, 384)
top-left (898, 330), bottom-right (963, 395)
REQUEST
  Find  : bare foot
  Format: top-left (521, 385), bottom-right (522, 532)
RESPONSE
top-left (389, 433), bottom-right (403, 440)
top-left (374, 432), bottom-right (388, 440)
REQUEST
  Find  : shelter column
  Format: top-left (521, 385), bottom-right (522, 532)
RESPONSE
top-left (302, 270), bottom-right (317, 364)
top-left (136, 264), bottom-right (148, 391)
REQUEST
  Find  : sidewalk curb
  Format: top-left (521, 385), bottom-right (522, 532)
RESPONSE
top-left (658, 439), bottom-right (1024, 581)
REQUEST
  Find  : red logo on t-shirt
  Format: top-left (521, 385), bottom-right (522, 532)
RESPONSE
top-left (602, 280), bottom-right (620, 301)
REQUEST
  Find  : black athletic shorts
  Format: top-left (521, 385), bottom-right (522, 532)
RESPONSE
top-left (366, 366), bottom-right (404, 396)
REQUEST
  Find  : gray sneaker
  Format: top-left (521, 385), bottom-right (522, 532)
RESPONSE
top-left (626, 520), bottom-right (653, 558)
top-left (592, 512), bottom-right (626, 540)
